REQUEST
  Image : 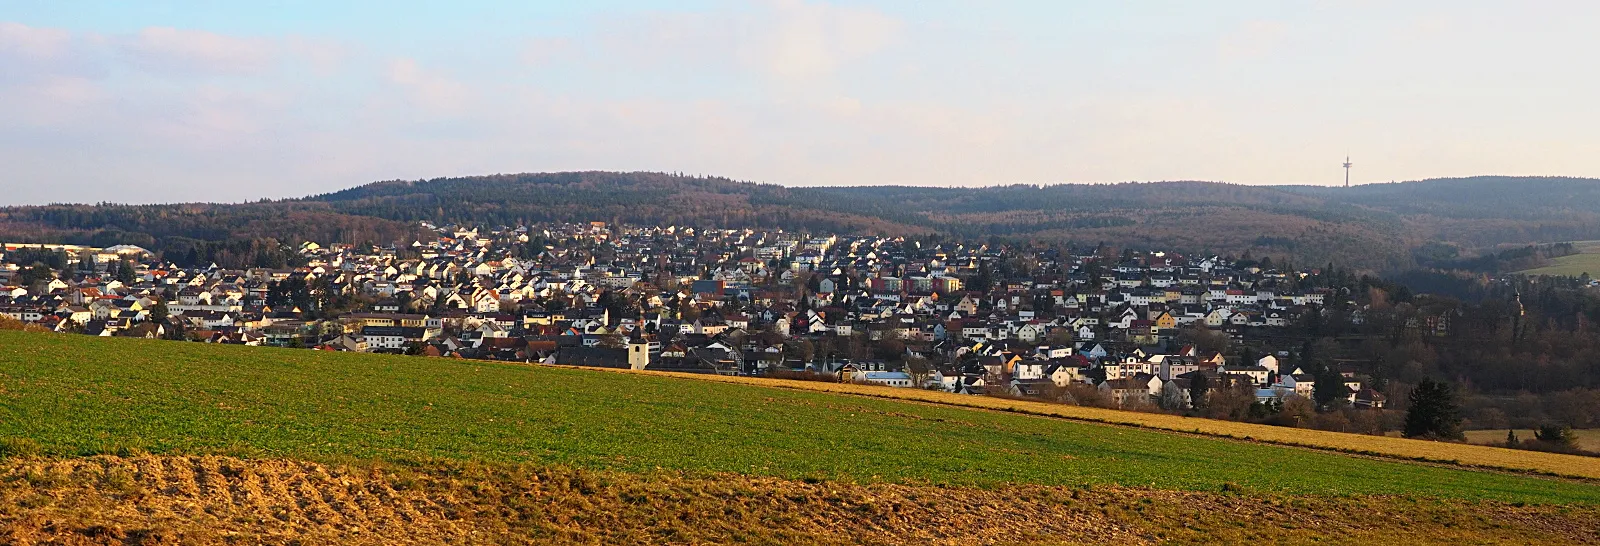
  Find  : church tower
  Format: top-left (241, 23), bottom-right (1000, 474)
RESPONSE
top-left (627, 331), bottom-right (652, 371)
top-left (1511, 292), bottom-right (1525, 343)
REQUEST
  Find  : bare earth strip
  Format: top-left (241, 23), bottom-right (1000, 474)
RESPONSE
top-left (593, 367), bottom-right (1600, 481)
top-left (1, 455), bottom-right (1597, 546)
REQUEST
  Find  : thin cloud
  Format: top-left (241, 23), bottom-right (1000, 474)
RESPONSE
top-left (5, 3), bottom-right (1600, 205)
top-left (120, 26), bottom-right (277, 75)
top-left (579, 0), bottom-right (902, 84)
top-left (0, 21), bottom-right (106, 82)
top-left (0, 21), bottom-right (72, 59)
top-left (388, 57), bottom-right (470, 114)
top-left (753, 0), bottom-right (903, 82)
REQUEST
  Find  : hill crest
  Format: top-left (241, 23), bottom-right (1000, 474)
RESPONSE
top-left (6, 172), bottom-right (1600, 271)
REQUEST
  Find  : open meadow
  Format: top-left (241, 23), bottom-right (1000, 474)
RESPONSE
top-left (1, 330), bottom-right (1598, 543)
top-left (640, 369), bottom-right (1600, 481)
top-left (1464, 428), bottom-right (1600, 451)
top-left (1517, 240), bottom-right (1600, 276)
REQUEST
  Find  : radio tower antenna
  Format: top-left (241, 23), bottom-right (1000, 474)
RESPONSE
top-left (1342, 155), bottom-right (1352, 188)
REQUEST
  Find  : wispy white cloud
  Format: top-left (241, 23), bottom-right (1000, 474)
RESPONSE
top-left (0, 21), bottom-right (106, 82)
top-left (6, 1), bottom-right (1600, 204)
top-left (284, 35), bottom-right (349, 75)
top-left (747, 0), bottom-right (903, 82)
top-left (581, 0), bottom-right (901, 86)
top-left (0, 21), bottom-right (73, 59)
top-left (387, 57), bottom-right (470, 113)
top-left (119, 26), bottom-right (276, 74)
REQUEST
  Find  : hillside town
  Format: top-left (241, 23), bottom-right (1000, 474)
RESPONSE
top-left (0, 222), bottom-right (1401, 414)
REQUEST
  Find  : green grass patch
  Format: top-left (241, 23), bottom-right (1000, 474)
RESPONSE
top-left (0, 330), bottom-right (1597, 503)
top-left (1517, 241), bottom-right (1600, 276)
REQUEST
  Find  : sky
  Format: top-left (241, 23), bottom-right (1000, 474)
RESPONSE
top-left (2, 1), bottom-right (1598, 205)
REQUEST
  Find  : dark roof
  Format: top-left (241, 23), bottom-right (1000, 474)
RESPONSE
top-left (645, 357), bottom-right (720, 374)
top-left (690, 279), bottom-right (725, 295)
top-left (554, 346), bottom-right (630, 369)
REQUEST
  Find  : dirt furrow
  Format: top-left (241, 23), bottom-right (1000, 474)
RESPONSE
top-left (0, 455), bottom-right (1595, 545)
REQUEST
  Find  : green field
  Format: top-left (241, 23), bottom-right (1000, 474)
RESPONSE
top-left (0, 331), bottom-right (1597, 504)
top-left (1517, 241), bottom-right (1600, 276)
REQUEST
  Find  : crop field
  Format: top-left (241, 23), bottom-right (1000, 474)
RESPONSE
top-left (651, 370), bottom-right (1600, 480)
top-left (1464, 429), bottom-right (1600, 451)
top-left (1, 331), bottom-right (1597, 506)
top-left (1518, 240), bottom-right (1600, 276)
top-left (5, 455), bottom-right (1599, 546)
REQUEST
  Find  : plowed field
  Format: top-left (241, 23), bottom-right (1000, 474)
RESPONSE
top-left (2, 455), bottom-right (1597, 546)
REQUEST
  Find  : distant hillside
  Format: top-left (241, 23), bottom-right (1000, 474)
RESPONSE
top-left (0, 202), bottom-right (426, 268)
top-left (5, 172), bottom-right (1600, 271)
top-left (307, 171), bottom-right (933, 236)
top-left (304, 173), bottom-right (1600, 270)
top-left (1280, 176), bottom-right (1600, 219)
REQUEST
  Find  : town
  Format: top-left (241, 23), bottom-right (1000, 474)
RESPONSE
top-left (1, 222), bottom-right (1402, 422)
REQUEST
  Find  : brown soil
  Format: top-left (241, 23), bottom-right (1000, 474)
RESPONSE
top-left (0, 455), bottom-right (1595, 545)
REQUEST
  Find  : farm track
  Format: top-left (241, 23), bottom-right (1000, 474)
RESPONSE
top-left (2, 455), bottom-right (1598, 546)
top-left (590, 367), bottom-right (1600, 481)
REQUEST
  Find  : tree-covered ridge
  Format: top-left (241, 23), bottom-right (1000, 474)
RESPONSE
top-left (7, 172), bottom-right (1600, 272)
top-left (307, 171), bottom-right (933, 235)
top-left (305, 172), bottom-right (1600, 271)
top-left (0, 203), bottom-right (424, 269)
top-left (1279, 176), bottom-right (1600, 219)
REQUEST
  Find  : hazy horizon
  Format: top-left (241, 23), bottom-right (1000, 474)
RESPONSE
top-left (7, 172), bottom-right (1577, 208)
top-left (5, 1), bottom-right (1599, 205)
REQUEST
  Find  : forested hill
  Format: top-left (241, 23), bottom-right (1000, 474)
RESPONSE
top-left (302, 172), bottom-right (1600, 271)
top-left (1278, 176), bottom-right (1600, 218)
top-left (305, 172), bottom-right (932, 236)
top-left (5, 172), bottom-right (1600, 271)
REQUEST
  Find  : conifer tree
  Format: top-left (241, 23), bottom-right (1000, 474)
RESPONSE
top-left (1403, 379), bottom-right (1463, 440)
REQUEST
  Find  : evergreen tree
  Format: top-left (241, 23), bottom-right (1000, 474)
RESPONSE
top-left (149, 299), bottom-right (169, 325)
top-left (1312, 365), bottom-right (1346, 409)
top-left (1403, 379), bottom-right (1463, 440)
top-left (1534, 424), bottom-right (1577, 449)
top-left (115, 258), bottom-right (136, 284)
top-left (970, 262), bottom-right (993, 293)
top-left (18, 263), bottom-right (54, 287)
top-left (1189, 373), bottom-right (1210, 410)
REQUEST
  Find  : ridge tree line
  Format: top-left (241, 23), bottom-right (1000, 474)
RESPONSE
top-left (18, 172), bottom-right (1600, 273)
top-left (0, 203), bottom-right (423, 269)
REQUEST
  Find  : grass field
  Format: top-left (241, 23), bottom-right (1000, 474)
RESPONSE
top-left (1, 331), bottom-right (1597, 505)
top-left (1517, 240), bottom-right (1600, 276)
top-left (1464, 429), bottom-right (1600, 451)
top-left (645, 370), bottom-right (1600, 480)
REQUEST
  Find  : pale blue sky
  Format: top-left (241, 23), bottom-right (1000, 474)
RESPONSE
top-left (2, 1), bottom-right (1596, 204)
